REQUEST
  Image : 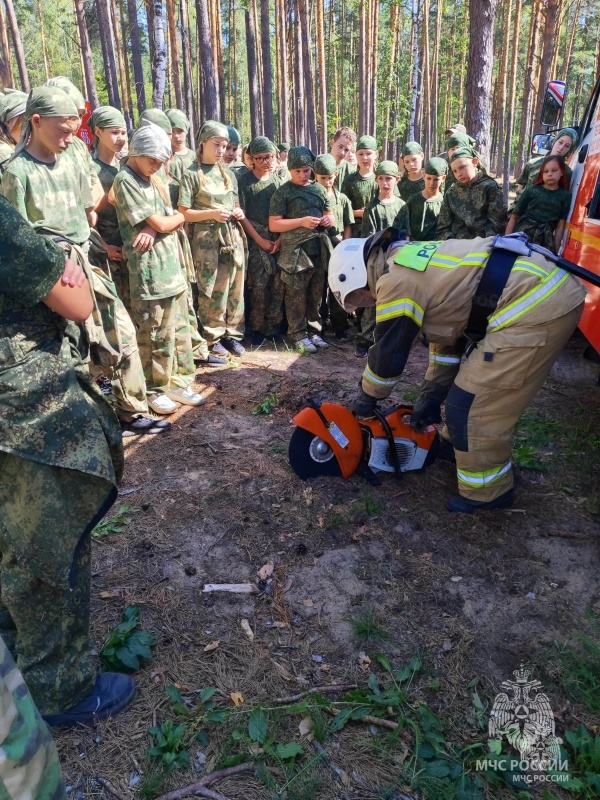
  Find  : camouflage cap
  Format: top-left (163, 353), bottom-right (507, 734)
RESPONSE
top-left (424, 157), bottom-right (448, 176)
top-left (278, 141), bottom-right (291, 152)
top-left (313, 153), bottom-right (338, 175)
top-left (449, 146), bottom-right (479, 163)
top-left (166, 108), bottom-right (190, 132)
top-left (90, 106), bottom-right (126, 131)
top-left (0, 89), bottom-right (27, 124)
top-left (140, 108), bottom-right (172, 134)
top-left (446, 132), bottom-right (476, 150)
top-left (356, 135), bottom-right (378, 152)
top-left (401, 141), bottom-right (424, 157)
top-left (247, 136), bottom-right (277, 156)
top-left (375, 160), bottom-right (399, 177)
top-left (226, 125), bottom-right (241, 145)
top-left (287, 146), bottom-right (315, 170)
top-left (25, 86), bottom-right (79, 120)
top-left (129, 121), bottom-right (172, 162)
top-left (445, 123), bottom-right (467, 135)
top-left (197, 119), bottom-right (229, 143)
top-left (46, 76), bottom-right (86, 111)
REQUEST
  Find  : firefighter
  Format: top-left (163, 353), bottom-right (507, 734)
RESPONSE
top-left (328, 234), bottom-right (586, 512)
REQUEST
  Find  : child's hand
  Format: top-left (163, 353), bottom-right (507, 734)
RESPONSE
top-left (303, 216), bottom-right (322, 229)
top-left (258, 236), bottom-right (273, 252)
top-left (271, 238), bottom-right (281, 254)
top-left (105, 244), bottom-right (124, 261)
top-left (61, 259), bottom-right (87, 288)
top-left (231, 207), bottom-right (245, 221)
top-left (133, 226), bottom-right (157, 252)
top-left (321, 214), bottom-right (334, 228)
top-left (213, 209), bottom-right (232, 223)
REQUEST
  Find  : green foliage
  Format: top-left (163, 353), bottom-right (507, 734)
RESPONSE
top-left (551, 633), bottom-right (600, 713)
top-left (147, 719), bottom-right (190, 771)
top-left (251, 393), bottom-right (279, 415)
top-left (92, 503), bottom-right (136, 539)
top-left (100, 606), bottom-right (156, 672)
top-left (564, 725), bottom-right (600, 796)
top-left (347, 602), bottom-right (391, 645)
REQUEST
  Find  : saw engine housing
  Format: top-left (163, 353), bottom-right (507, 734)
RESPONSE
top-left (288, 402), bottom-right (438, 481)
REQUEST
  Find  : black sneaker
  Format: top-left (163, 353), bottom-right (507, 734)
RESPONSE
top-left (354, 344), bottom-right (369, 358)
top-left (221, 338), bottom-right (246, 357)
top-left (120, 415), bottom-right (172, 435)
top-left (446, 489), bottom-right (514, 514)
top-left (43, 673), bottom-right (135, 727)
top-left (211, 342), bottom-right (230, 357)
top-left (197, 353), bottom-right (228, 366)
top-left (335, 330), bottom-right (349, 340)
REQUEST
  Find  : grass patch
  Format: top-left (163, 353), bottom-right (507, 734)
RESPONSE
top-left (550, 633), bottom-right (600, 713)
top-left (92, 503), bottom-right (137, 539)
top-left (347, 602), bottom-right (391, 645)
top-left (402, 386), bottom-right (420, 403)
top-left (251, 392), bottom-right (280, 415)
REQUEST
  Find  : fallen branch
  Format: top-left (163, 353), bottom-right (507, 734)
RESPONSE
top-left (155, 762), bottom-right (256, 800)
top-left (202, 583), bottom-right (258, 594)
top-left (274, 684), bottom-right (358, 704)
top-left (325, 706), bottom-right (399, 730)
top-left (94, 778), bottom-right (124, 800)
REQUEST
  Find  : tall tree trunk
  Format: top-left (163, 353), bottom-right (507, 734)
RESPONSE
top-left (431, 0), bottom-right (443, 151)
top-left (149, 0), bottom-right (167, 107)
top-left (73, 0), bottom-right (99, 106)
top-left (4, 0), bottom-right (30, 91)
top-left (0, 1), bottom-right (14, 87)
top-left (212, 0), bottom-right (225, 118)
top-left (97, 0), bottom-right (122, 108)
top-left (299, 0), bottom-right (317, 150)
top-left (409, 0), bottom-right (419, 141)
top-left (443, 5), bottom-right (457, 140)
top-left (260, 0), bottom-right (275, 139)
top-left (276, 0), bottom-right (291, 143)
top-left (503, 0), bottom-right (522, 201)
top-left (456, 2), bottom-right (469, 120)
top-left (494, 0), bottom-right (511, 175)
top-left (315, 0), bottom-right (327, 150)
top-left (117, 0), bottom-right (134, 126)
top-left (422, 0), bottom-right (431, 154)
top-left (180, 0), bottom-right (196, 137)
top-left (111, 0), bottom-right (132, 125)
top-left (364, 0), bottom-right (371, 134)
top-left (358, 0), bottom-right (366, 133)
top-left (196, 0), bottom-right (220, 119)
top-left (562, 0), bottom-right (580, 79)
top-left (533, 0), bottom-right (559, 126)
top-left (382, 2), bottom-right (399, 158)
top-left (36, 0), bottom-right (50, 80)
top-left (292, 0), bottom-right (305, 143)
top-left (127, 0), bottom-right (147, 115)
top-left (146, 0), bottom-right (156, 83)
top-left (516, 0), bottom-right (542, 177)
top-left (251, 0), bottom-right (263, 124)
top-left (369, 0), bottom-right (379, 135)
top-left (166, 0), bottom-right (183, 109)
top-left (245, 6), bottom-right (261, 137)
top-left (465, 0), bottom-right (499, 163)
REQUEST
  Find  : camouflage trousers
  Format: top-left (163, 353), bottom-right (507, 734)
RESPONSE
top-left (281, 267), bottom-right (326, 341)
top-left (247, 246), bottom-right (284, 336)
top-left (356, 305), bottom-right (376, 345)
top-left (131, 291), bottom-right (195, 395)
top-left (110, 258), bottom-right (132, 316)
top-left (0, 452), bottom-right (117, 716)
top-left (184, 281), bottom-right (209, 361)
top-left (0, 635), bottom-right (67, 799)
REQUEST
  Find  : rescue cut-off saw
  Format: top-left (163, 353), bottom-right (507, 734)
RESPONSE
top-left (288, 399), bottom-right (439, 484)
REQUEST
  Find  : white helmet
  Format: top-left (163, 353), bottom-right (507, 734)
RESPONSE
top-left (328, 238), bottom-right (368, 311)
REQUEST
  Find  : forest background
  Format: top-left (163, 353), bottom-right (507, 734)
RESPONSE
top-left (1, 0), bottom-right (598, 189)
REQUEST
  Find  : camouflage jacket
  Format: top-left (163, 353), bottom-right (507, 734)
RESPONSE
top-left (436, 173), bottom-right (507, 240)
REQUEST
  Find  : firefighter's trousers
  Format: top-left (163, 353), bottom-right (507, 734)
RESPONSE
top-left (444, 305), bottom-right (583, 501)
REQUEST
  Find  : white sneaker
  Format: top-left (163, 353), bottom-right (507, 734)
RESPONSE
top-left (164, 386), bottom-right (206, 406)
top-left (148, 394), bottom-right (179, 415)
top-left (297, 337), bottom-right (317, 354)
top-left (311, 334), bottom-right (328, 349)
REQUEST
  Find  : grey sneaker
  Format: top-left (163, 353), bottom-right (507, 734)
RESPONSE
top-left (297, 337), bottom-right (317, 354)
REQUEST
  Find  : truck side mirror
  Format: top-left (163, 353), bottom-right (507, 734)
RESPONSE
top-left (540, 80), bottom-right (566, 128)
top-left (531, 133), bottom-right (554, 155)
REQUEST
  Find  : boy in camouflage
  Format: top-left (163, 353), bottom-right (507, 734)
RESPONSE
top-left (406, 157), bottom-right (447, 241)
top-left (398, 141), bottom-right (425, 202)
top-left (341, 134), bottom-right (378, 236)
top-left (0, 89), bottom-right (27, 177)
top-left (329, 126), bottom-right (357, 191)
top-left (166, 108), bottom-right (196, 184)
top-left (269, 146), bottom-right (335, 353)
top-left (436, 147), bottom-right (507, 240)
top-left (238, 136), bottom-right (285, 346)
top-left (361, 160), bottom-right (409, 237)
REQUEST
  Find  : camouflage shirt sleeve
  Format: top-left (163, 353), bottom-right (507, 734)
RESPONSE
top-left (1, 170), bottom-right (28, 220)
top-left (484, 181), bottom-right (507, 235)
top-left (342, 194), bottom-right (355, 227)
top-left (435, 193), bottom-right (454, 239)
top-left (178, 168), bottom-right (199, 209)
top-left (114, 172), bottom-right (158, 226)
top-left (393, 203), bottom-right (410, 235)
top-left (513, 186), bottom-right (533, 217)
top-left (269, 186), bottom-right (287, 217)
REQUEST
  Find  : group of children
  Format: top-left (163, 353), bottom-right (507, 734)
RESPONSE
top-left (0, 77), bottom-right (579, 431)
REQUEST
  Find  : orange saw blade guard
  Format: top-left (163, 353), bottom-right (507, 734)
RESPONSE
top-left (290, 403), bottom-right (364, 479)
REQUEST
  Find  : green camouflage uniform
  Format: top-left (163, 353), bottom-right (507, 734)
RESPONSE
top-left (238, 169), bottom-right (285, 336)
top-left (0, 635), bottom-right (67, 799)
top-left (179, 163), bottom-right (246, 344)
top-left (334, 159), bottom-right (355, 192)
top-left (325, 188), bottom-right (354, 333)
top-left (65, 135), bottom-right (101, 197)
top-left (114, 165), bottom-right (194, 393)
top-left (0, 141), bottom-right (13, 178)
top-left (0, 196), bottom-right (122, 716)
top-left (406, 192), bottom-right (444, 241)
top-left (398, 174), bottom-right (425, 202)
top-left (436, 173), bottom-right (507, 240)
top-left (361, 197), bottom-right (409, 237)
top-left (169, 148), bottom-right (196, 185)
top-left (512, 184), bottom-right (572, 253)
top-left (341, 171), bottom-right (377, 237)
top-left (269, 181), bottom-right (333, 341)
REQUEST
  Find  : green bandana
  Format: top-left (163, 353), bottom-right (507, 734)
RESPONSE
top-left (90, 106), bottom-right (126, 132)
top-left (450, 146), bottom-right (479, 163)
top-left (376, 160), bottom-right (399, 177)
top-left (446, 132), bottom-right (476, 151)
top-left (425, 157), bottom-right (448, 176)
top-left (26, 86), bottom-right (79, 120)
top-left (356, 135), bottom-right (377, 152)
top-left (166, 108), bottom-right (190, 132)
top-left (248, 136), bottom-right (277, 156)
top-left (140, 108), bottom-right (172, 134)
top-left (287, 146), bottom-right (315, 170)
top-left (46, 76), bottom-right (86, 112)
top-left (314, 153), bottom-right (338, 175)
top-left (0, 90), bottom-right (27, 124)
top-left (401, 141), bottom-right (424, 157)
top-left (278, 141), bottom-right (291, 152)
top-left (197, 119), bottom-right (229, 143)
top-left (227, 125), bottom-right (241, 145)
top-left (554, 127), bottom-right (578, 155)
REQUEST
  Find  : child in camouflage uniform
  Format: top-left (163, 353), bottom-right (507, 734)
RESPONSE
top-left (516, 127), bottom-right (577, 193)
top-left (0, 89), bottom-right (26, 177)
top-left (436, 146), bottom-right (507, 240)
top-left (238, 136), bottom-right (285, 346)
top-left (178, 120), bottom-right (247, 357)
top-left (406, 157), bottom-right (447, 241)
top-left (166, 108), bottom-right (196, 186)
top-left (398, 141), bottom-right (425, 202)
top-left (506, 155), bottom-right (572, 253)
top-left (361, 161), bottom-right (409, 237)
top-left (329, 126), bottom-right (357, 191)
top-left (269, 146), bottom-right (335, 354)
top-left (341, 134), bottom-right (378, 236)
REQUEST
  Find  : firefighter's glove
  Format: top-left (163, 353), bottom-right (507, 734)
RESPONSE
top-left (352, 385), bottom-right (379, 419)
top-left (410, 383), bottom-right (449, 432)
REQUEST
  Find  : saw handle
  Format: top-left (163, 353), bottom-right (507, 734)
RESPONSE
top-left (372, 407), bottom-right (402, 479)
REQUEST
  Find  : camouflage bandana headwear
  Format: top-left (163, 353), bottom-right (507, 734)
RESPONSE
top-left (90, 106), bottom-right (126, 132)
top-left (129, 121), bottom-right (172, 163)
top-left (450, 146), bottom-right (480, 163)
top-left (226, 125), bottom-right (241, 146)
top-left (287, 146), bottom-right (315, 170)
top-left (554, 127), bottom-right (578, 156)
top-left (376, 160), bottom-right (399, 177)
top-left (446, 132), bottom-right (476, 151)
top-left (46, 76), bottom-right (86, 112)
top-left (12, 86), bottom-right (80, 158)
top-left (425, 157), bottom-right (448, 176)
top-left (401, 141), bottom-right (424, 157)
top-left (278, 141), bottom-right (291, 152)
top-left (248, 136), bottom-right (277, 156)
top-left (445, 123), bottom-right (467, 135)
top-left (356, 135), bottom-right (377, 152)
top-left (166, 108), bottom-right (190, 132)
top-left (314, 153), bottom-right (338, 175)
top-left (197, 119), bottom-right (229, 143)
top-left (140, 108), bottom-right (172, 134)
top-left (0, 89), bottom-right (27, 124)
